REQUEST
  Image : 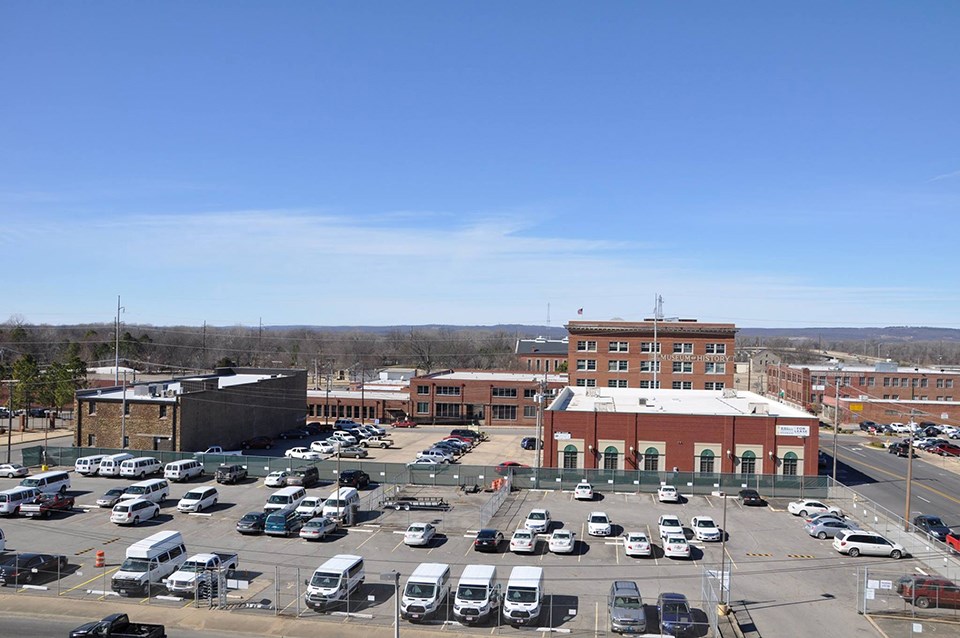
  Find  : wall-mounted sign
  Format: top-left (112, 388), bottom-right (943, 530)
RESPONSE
top-left (554, 431), bottom-right (572, 440)
top-left (776, 425), bottom-right (811, 437)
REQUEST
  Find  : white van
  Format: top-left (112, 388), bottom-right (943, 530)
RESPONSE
top-left (20, 470), bottom-right (71, 495)
top-left (177, 486), bottom-right (219, 513)
top-left (401, 562), bottom-right (451, 622)
top-left (111, 530), bottom-right (187, 596)
top-left (110, 498), bottom-right (160, 526)
top-left (164, 459), bottom-right (204, 482)
top-left (304, 554), bottom-right (365, 611)
top-left (75, 454), bottom-right (109, 476)
top-left (99, 453), bottom-right (135, 477)
top-left (0, 487), bottom-right (40, 516)
top-left (454, 564), bottom-right (500, 625)
top-left (120, 478), bottom-right (170, 504)
top-left (264, 486), bottom-right (307, 513)
top-left (322, 487), bottom-right (360, 521)
top-left (503, 566), bottom-right (544, 627)
top-left (0, 527), bottom-right (5, 551)
top-left (120, 457), bottom-right (162, 479)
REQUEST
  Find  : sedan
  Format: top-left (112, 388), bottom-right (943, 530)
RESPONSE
top-left (524, 508), bottom-right (551, 533)
top-left (520, 437), bottom-right (541, 450)
top-left (96, 487), bottom-right (127, 508)
top-left (300, 516), bottom-right (338, 541)
top-left (337, 446), bottom-right (369, 459)
top-left (787, 499), bottom-right (842, 518)
top-left (240, 436), bottom-right (273, 450)
top-left (623, 531), bottom-right (653, 557)
top-left (588, 511), bottom-right (613, 537)
top-left (548, 529), bottom-right (576, 554)
top-left (407, 458), bottom-right (441, 468)
top-left (264, 471), bottom-right (290, 488)
top-left (0, 552), bottom-right (67, 586)
top-left (236, 511), bottom-right (267, 535)
top-left (737, 489), bottom-right (765, 506)
top-left (510, 529), bottom-right (537, 553)
top-left (932, 443), bottom-right (960, 457)
top-left (690, 516), bottom-right (722, 542)
top-left (404, 522), bottom-right (438, 547)
top-left (495, 461), bottom-right (531, 475)
top-left (392, 419), bottom-right (417, 428)
top-left (295, 496), bottom-right (325, 519)
top-left (806, 518), bottom-right (858, 540)
top-left (804, 511), bottom-right (845, 525)
top-left (473, 529), bottom-right (504, 552)
top-left (330, 431), bottom-right (358, 446)
top-left (285, 447), bottom-right (325, 461)
top-left (658, 592), bottom-right (695, 636)
top-left (663, 535), bottom-right (691, 560)
top-left (658, 515), bottom-right (684, 540)
top-left (278, 427), bottom-right (312, 440)
top-left (0, 463), bottom-right (29, 478)
top-left (658, 485), bottom-right (680, 503)
top-left (573, 481), bottom-right (594, 501)
top-left (310, 440), bottom-right (340, 454)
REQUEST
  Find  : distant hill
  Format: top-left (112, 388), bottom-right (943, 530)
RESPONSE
top-left (736, 326), bottom-right (960, 342)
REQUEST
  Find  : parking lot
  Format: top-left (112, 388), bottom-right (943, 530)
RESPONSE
top-left (0, 444), bottom-right (941, 638)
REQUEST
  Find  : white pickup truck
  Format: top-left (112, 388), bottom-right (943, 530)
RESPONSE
top-left (194, 446), bottom-right (243, 458)
top-left (164, 552), bottom-right (239, 594)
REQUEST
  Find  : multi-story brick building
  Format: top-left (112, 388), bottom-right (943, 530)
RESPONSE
top-left (565, 319), bottom-right (737, 390)
top-left (74, 367), bottom-right (306, 451)
top-left (543, 387), bottom-right (819, 476)
top-left (516, 336), bottom-right (568, 373)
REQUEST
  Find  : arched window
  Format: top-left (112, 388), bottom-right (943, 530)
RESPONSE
top-left (698, 449), bottom-right (715, 474)
top-left (603, 446), bottom-right (619, 470)
top-left (643, 447), bottom-right (660, 472)
top-left (563, 445), bottom-right (578, 470)
top-left (782, 451), bottom-right (798, 476)
top-left (741, 450), bottom-right (757, 475)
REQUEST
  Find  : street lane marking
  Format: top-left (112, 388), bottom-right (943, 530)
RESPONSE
top-left (838, 451), bottom-right (960, 507)
top-left (918, 496), bottom-right (931, 503)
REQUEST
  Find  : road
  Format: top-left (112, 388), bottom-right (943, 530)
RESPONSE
top-left (2, 612), bottom-right (260, 638)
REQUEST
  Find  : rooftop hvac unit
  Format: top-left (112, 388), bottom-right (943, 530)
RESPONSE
top-left (133, 385), bottom-right (149, 396)
top-left (164, 389), bottom-right (176, 398)
top-left (748, 402), bottom-right (769, 415)
top-left (722, 388), bottom-right (738, 398)
top-left (148, 385), bottom-right (159, 397)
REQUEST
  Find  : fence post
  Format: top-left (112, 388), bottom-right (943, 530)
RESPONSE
top-left (275, 566), bottom-right (280, 616)
top-left (296, 567), bottom-right (300, 616)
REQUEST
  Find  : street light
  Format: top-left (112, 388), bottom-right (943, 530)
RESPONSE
top-left (904, 411), bottom-right (919, 531)
top-left (831, 366), bottom-right (842, 487)
top-left (380, 570), bottom-right (401, 638)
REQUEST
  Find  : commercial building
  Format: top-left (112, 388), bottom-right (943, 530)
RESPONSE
top-left (543, 387), bottom-right (819, 476)
top-left (565, 319), bottom-right (737, 390)
top-left (516, 336), bottom-right (569, 373)
top-left (74, 367), bottom-right (306, 452)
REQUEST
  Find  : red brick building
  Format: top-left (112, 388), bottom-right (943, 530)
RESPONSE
top-left (543, 387), bottom-right (819, 476)
top-left (565, 319), bottom-right (737, 390)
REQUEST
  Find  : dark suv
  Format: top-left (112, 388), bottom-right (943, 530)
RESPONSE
top-left (338, 469), bottom-right (370, 489)
top-left (288, 466), bottom-right (320, 488)
top-left (216, 464), bottom-right (248, 484)
top-left (913, 514), bottom-right (951, 541)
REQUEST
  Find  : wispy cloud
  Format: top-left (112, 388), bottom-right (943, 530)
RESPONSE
top-left (928, 169), bottom-right (960, 182)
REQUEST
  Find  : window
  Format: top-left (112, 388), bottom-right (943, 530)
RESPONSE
top-left (639, 361), bottom-right (661, 373)
top-left (782, 452), bottom-right (798, 476)
top-left (901, 377), bottom-right (908, 387)
top-left (576, 340), bottom-right (597, 352)
top-left (891, 378), bottom-right (900, 387)
top-left (948, 380), bottom-right (954, 389)
top-left (884, 378), bottom-right (891, 387)
top-left (563, 445), bottom-right (578, 469)
top-left (673, 342), bottom-right (693, 354)
top-left (705, 362), bottom-right (726, 374)
top-left (740, 451), bottom-right (756, 475)
top-left (639, 380), bottom-right (660, 389)
top-left (608, 341), bottom-right (629, 352)
top-left (937, 379), bottom-right (945, 388)
top-left (698, 450), bottom-right (715, 474)
top-left (883, 395), bottom-right (890, 400)
top-left (87, 433), bottom-right (97, 446)
top-left (523, 405), bottom-right (537, 418)
top-left (608, 360), bottom-right (628, 372)
top-left (643, 447), bottom-right (659, 472)
top-left (576, 359), bottom-right (597, 371)
top-left (867, 377), bottom-right (875, 386)
top-left (920, 395), bottom-right (929, 400)
top-left (87, 401), bottom-right (96, 416)
top-left (705, 382), bottom-right (725, 390)
top-left (640, 342), bottom-right (661, 353)
top-left (608, 379), bottom-right (628, 388)
top-left (417, 385), bottom-right (430, 395)
top-left (671, 381), bottom-right (693, 390)
top-left (436, 386), bottom-right (461, 396)
top-left (159, 405), bottom-right (167, 418)
top-left (491, 405), bottom-right (517, 420)
top-left (435, 403), bottom-right (461, 418)
top-left (891, 394), bottom-right (900, 400)
top-left (492, 387), bottom-right (518, 398)
top-left (523, 388), bottom-right (537, 398)
top-left (705, 343), bottom-right (726, 354)
top-left (673, 361), bottom-right (693, 374)
top-left (416, 402), bottom-right (429, 414)
top-left (602, 446), bottom-right (619, 470)
top-left (921, 378), bottom-right (928, 388)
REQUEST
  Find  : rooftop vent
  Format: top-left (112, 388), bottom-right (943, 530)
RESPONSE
top-left (748, 402), bottom-right (769, 415)
top-left (721, 388), bottom-right (738, 399)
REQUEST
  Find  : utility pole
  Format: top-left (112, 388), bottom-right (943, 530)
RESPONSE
top-left (121, 370), bottom-right (128, 449)
top-left (534, 371), bottom-right (548, 488)
top-left (114, 295), bottom-right (123, 385)
top-left (831, 368), bottom-right (842, 486)
top-left (6, 380), bottom-right (13, 464)
top-left (652, 294), bottom-right (662, 389)
top-left (360, 363), bottom-right (366, 424)
top-left (905, 411), bottom-right (917, 531)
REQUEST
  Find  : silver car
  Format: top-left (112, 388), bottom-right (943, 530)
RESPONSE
top-left (805, 518), bottom-right (858, 540)
top-left (608, 580), bottom-right (647, 634)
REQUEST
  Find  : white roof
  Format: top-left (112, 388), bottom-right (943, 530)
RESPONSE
top-left (307, 389), bottom-right (408, 401)
top-left (428, 371), bottom-right (568, 383)
top-left (549, 387), bottom-right (813, 419)
top-left (792, 364), bottom-right (955, 375)
top-left (82, 372), bottom-right (285, 403)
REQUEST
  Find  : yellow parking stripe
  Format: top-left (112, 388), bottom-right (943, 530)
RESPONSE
top-left (60, 566), bottom-right (120, 595)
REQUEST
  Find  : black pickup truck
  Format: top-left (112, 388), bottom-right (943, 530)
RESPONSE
top-left (69, 613), bottom-right (165, 638)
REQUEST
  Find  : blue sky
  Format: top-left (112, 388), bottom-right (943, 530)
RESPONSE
top-left (2, 2), bottom-right (958, 329)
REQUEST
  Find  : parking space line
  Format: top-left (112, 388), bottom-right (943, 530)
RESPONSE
top-left (61, 566), bottom-right (119, 594)
top-left (579, 522), bottom-right (585, 563)
top-left (392, 538), bottom-right (405, 552)
top-left (725, 545), bottom-right (738, 570)
top-left (645, 524), bottom-right (658, 566)
top-left (355, 530), bottom-right (378, 549)
top-left (704, 495), bottom-right (713, 508)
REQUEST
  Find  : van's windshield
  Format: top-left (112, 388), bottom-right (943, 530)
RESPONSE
top-left (405, 583), bottom-right (437, 598)
top-left (507, 587), bottom-right (538, 603)
top-left (183, 492), bottom-right (203, 500)
top-left (267, 495), bottom-right (290, 504)
top-left (310, 571), bottom-right (341, 588)
top-left (120, 558), bottom-right (151, 572)
top-left (126, 486), bottom-right (146, 494)
top-left (325, 499), bottom-right (346, 508)
top-left (457, 585), bottom-right (488, 601)
top-left (0, 495), bottom-right (7, 503)
top-left (19, 479), bottom-right (40, 487)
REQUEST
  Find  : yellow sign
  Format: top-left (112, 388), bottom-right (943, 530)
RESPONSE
top-left (849, 403), bottom-right (863, 412)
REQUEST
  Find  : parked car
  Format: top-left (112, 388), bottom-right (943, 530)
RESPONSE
top-left (96, 487), bottom-right (127, 508)
top-left (0, 463), bottom-right (29, 478)
top-left (574, 481), bottom-right (594, 501)
top-left (240, 436), bottom-right (273, 450)
top-left (690, 516), bottom-right (721, 541)
top-left (657, 592), bottom-right (695, 636)
top-left (888, 441), bottom-right (918, 457)
top-left (524, 508), bottom-right (551, 533)
top-left (473, 528), bottom-right (504, 552)
top-left (285, 447), bottom-right (324, 461)
top-left (548, 529), bottom-right (576, 554)
top-left (278, 427), bottom-right (312, 440)
top-left (509, 529), bottom-right (537, 553)
top-left (216, 464), bottom-right (248, 484)
top-left (859, 421), bottom-right (879, 433)
top-left (662, 535), bottom-right (691, 560)
top-left (658, 515), bottom-right (683, 540)
top-left (264, 471), bottom-right (290, 488)
top-left (310, 440), bottom-right (340, 454)
top-left (609, 580), bottom-right (647, 635)
top-left (913, 514), bottom-right (952, 541)
top-left (931, 443), bottom-right (960, 457)
top-left (805, 518), bottom-right (858, 539)
top-left (737, 489), bottom-right (765, 506)
top-left (404, 522), bottom-right (437, 547)
top-left (21, 492), bottom-right (75, 518)
top-left (407, 458), bottom-right (441, 468)
top-left (520, 437), bottom-right (541, 450)
top-left (236, 511), bottom-right (267, 535)
top-left (330, 431), bottom-right (358, 446)
top-left (804, 511), bottom-right (845, 525)
top-left (787, 499), bottom-right (842, 518)
top-left (338, 469), bottom-right (371, 489)
top-left (0, 552), bottom-right (67, 586)
top-left (623, 531), bottom-right (652, 557)
top-left (833, 529), bottom-right (906, 559)
top-left (392, 419), bottom-right (417, 428)
top-left (299, 516), bottom-right (338, 541)
top-left (587, 511), bottom-right (613, 536)
top-left (658, 485), bottom-right (680, 503)
top-left (495, 461), bottom-right (531, 475)
top-left (295, 496), bottom-right (325, 520)
top-left (897, 576), bottom-right (960, 609)
top-left (337, 446), bottom-right (369, 459)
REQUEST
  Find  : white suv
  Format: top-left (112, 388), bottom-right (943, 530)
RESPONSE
top-left (833, 530), bottom-right (906, 559)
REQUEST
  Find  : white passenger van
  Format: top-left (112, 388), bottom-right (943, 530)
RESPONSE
top-left (111, 530), bottom-right (187, 596)
top-left (19, 470), bottom-right (71, 495)
top-left (177, 486), bottom-right (219, 513)
top-left (164, 459), bottom-right (204, 482)
top-left (75, 454), bottom-right (109, 475)
top-left (503, 566), bottom-right (544, 627)
top-left (119, 456), bottom-right (162, 479)
top-left (401, 562), bottom-right (451, 622)
top-left (98, 453), bottom-right (135, 477)
top-left (454, 564), bottom-right (501, 624)
top-left (119, 478), bottom-right (170, 504)
top-left (304, 554), bottom-right (365, 611)
top-left (264, 486), bottom-right (307, 513)
top-left (0, 486), bottom-right (40, 516)
top-left (321, 487), bottom-right (360, 522)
